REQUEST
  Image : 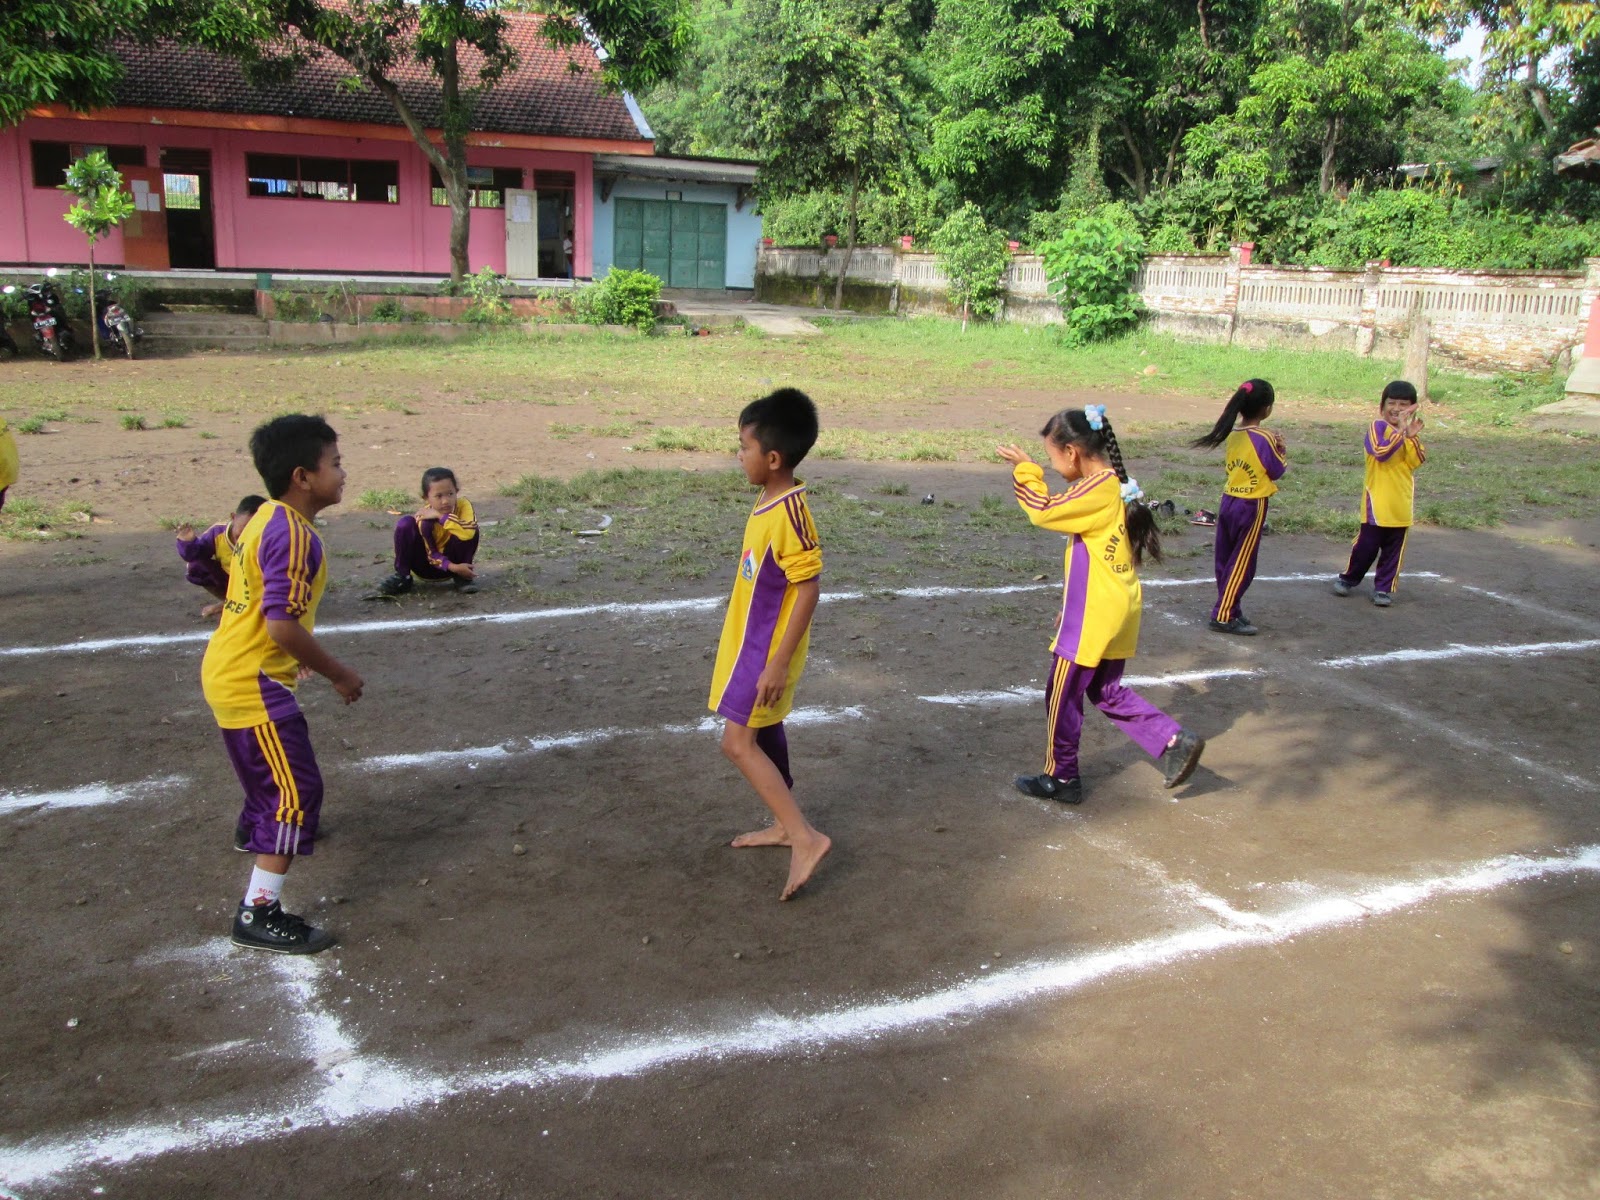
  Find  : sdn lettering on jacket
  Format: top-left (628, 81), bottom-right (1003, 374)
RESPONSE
top-left (1104, 527), bottom-right (1131, 573)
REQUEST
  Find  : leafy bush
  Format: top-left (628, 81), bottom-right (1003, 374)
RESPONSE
top-left (574, 267), bottom-right (662, 331)
top-left (270, 292), bottom-right (318, 322)
top-left (931, 203), bottom-right (1011, 322)
top-left (1040, 216), bottom-right (1145, 345)
top-left (367, 297), bottom-right (421, 323)
top-left (762, 184), bottom-right (949, 246)
top-left (462, 267), bottom-right (513, 324)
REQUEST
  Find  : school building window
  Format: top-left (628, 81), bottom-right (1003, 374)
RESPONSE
top-left (430, 165), bottom-right (523, 208)
top-left (245, 154), bottom-right (399, 202)
top-left (31, 141), bottom-right (147, 187)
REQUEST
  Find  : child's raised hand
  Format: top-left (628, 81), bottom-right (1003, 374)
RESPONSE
top-left (175, 523), bottom-right (196, 541)
top-left (996, 443), bottom-right (1032, 466)
top-left (1270, 430), bottom-right (1287, 456)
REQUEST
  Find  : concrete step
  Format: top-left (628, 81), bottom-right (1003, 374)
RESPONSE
top-left (140, 312), bottom-right (269, 347)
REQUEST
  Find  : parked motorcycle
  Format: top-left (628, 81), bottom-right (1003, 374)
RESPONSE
top-left (96, 290), bottom-right (140, 359)
top-left (23, 279), bottom-right (76, 361)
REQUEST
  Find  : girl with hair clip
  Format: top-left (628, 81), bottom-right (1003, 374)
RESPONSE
top-left (997, 404), bottom-right (1205, 804)
top-left (1191, 378), bottom-right (1285, 636)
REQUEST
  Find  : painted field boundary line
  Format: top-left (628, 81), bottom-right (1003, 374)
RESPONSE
top-left (5, 842), bottom-right (1598, 1192)
top-left (0, 573), bottom-right (1434, 661)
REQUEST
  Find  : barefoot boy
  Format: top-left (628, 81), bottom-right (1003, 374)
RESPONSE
top-left (709, 388), bottom-right (831, 900)
top-left (202, 415), bottom-right (363, 953)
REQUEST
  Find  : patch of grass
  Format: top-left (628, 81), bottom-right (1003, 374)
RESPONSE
top-left (0, 497), bottom-right (94, 540)
top-left (156, 516), bottom-right (205, 531)
top-left (198, 430), bottom-right (219, 440)
top-left (357, 487), bottom-right (411, 511)
top-left (15, 416), bottom-right (47, 435)
top-left (35, 408), bottom-right (69, 422)
top-left (160, 412), bottom-right (189, 429)
top-left (873, 481), bottom-right (910, 495)
top-left (120, 414), bottom-right (147, 431)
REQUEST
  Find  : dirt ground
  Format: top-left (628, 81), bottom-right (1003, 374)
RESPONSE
top-left (2, 353), bottom-right (1598, 1198)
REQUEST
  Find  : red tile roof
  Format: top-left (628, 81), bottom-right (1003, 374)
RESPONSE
top-left (112, 15), bottom-right (650, 144)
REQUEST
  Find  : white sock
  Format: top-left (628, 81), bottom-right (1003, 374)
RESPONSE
top-left (244, 867), bottom-right (286, 908)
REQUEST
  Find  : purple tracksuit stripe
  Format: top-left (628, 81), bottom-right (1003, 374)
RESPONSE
top-left (1043, 656), bottom-right (1182, 781)
top-left (1212, 494), bottom-right (1268, 622)
top-left (717, 547), bottom-right (789, 724)
top-left (222, 712), bottom-right (324, 857)
top-left (394, 514), bottom-right (478, 579)
top-left (1340, 523), bottom-right (1409, 593)
top-left (756, 721), bottom-right (793, 788)
top-left (1051, 539), bottom-right (1091, 660)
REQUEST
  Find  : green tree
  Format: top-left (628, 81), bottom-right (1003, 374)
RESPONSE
top-left (194, 0), bottom-right (691, 283)
top-left (931, 201), bottom-right (1011, 327)
top-left (639, 0), bottom-right (759, 157)
top-left (60, 151), bottom-right (136, 359)
top-left (0, 0), bottom-right (178, 126)
top-left (1039, 213), bottom-right (1144, 344)
top-left (725, 0), bottom-right (920, 308)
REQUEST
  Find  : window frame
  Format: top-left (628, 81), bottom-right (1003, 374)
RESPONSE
top-left (244, 153), bottom-right (400, 204)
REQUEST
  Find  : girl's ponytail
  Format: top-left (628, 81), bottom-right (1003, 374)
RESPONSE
top-left (1191, 379), bottom-right (1276, 449)
top-left (1101, 417), bottom-right (1162, 566)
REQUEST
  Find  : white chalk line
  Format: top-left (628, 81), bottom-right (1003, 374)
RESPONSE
top-left (0, 775), bottom-right (189, 817)
top-left (0, 572), bottom-right (1436, 661)
top-left (356, 704), bottom-right (866, 772)
top-left (6, 841), bottom-right (1598, 1191)
top-left (1322, 637), bottom-right (1600, 670)
top-left (1457, 585), bottom-right (1600, 636)
top-left (921, 668), bottom-right (1260, 707)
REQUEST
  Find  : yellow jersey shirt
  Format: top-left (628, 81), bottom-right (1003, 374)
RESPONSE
top-left (423, 497), bottom-right (477, 564)
top-left (1360, 420), bottom-right (1426, 527)
top-left (1222, 427), bottom-right (1287, 500)
top-left (0, 418), bottom-right (18, 494)
top-left (708, 484), bottom-right (823, 727)
top-left (1013, 465), bottom-right (1142, 666)
top-left (201, 500), bottom-right (328, 729)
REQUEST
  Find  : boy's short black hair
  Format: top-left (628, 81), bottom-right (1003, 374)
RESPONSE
top-left (250, 415), bottom-right (338, 499)
top-left (1381, 380), bottom-right (1419, 405)
top-left (236, 494), bottom-right (267, 516)
top-left (420, 466), bottom-right (459, 496)
top-left (738, 387), bottom-right (819, 469)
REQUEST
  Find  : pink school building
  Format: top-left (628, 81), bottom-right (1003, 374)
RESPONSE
top-left (0, 19), bottom-right (653, 279)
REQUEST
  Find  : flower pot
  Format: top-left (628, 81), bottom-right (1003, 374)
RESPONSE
top-left (823, 234), bottom-right (838, 248)
top-left (900, 235), bottom-right (914, 250)
top-left (1007, 240), bottom-right (1020, 252)
top-left (761, 237), bottom-right (773, 247)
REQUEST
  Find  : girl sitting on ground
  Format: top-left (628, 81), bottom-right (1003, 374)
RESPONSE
top-left (373, 467), bottom-right (479, 597)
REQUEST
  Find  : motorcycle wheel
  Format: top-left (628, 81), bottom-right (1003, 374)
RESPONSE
top-left (43, 335), bottom-right (61, 360)
top-left (121, 326), bottom-right (136, 360)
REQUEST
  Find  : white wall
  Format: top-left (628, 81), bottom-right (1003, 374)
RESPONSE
top-left (591, 177), bottom-right (761, 289)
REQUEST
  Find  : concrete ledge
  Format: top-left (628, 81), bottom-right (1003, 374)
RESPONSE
top-left (266, 320), bottom-right (642, 345)
top-left (1529, 396), bottom-right (1600, 435)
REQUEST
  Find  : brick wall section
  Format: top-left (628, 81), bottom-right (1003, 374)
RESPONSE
top-left (757, 246), bottom-right (1600, 373)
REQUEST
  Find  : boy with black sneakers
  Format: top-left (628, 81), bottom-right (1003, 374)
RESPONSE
top-left (1333, 380), bottom-right (1426, 607)
top-left (201, 415), bottom-right (364, 954)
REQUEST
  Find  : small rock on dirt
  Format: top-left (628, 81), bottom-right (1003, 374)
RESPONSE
top-left (513, 843), bottom-right (527, 856)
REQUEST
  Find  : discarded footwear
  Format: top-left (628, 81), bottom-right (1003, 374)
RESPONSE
top-left (1013, 774), bottom-right (1083, 804)
top-left (1372, 591), bottom-right (1393, 607)
top-left (230, 900), bottom-right (335, 955)
top-left (1160, 730), bottom-right (1205, 789)
top-left (1332, 578), bottom-right (1351, 597)
top-left (370, 572), bottom-right (414, 599)
top-left (1190, 509), bottom-right (1217, 527)
top-left (1208, 615), bottom-right (1258, 636)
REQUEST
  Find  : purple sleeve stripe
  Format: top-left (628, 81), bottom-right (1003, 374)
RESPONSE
top-left (1040, 471), bottom-right (1111, 509)
top-left (1013, 481), bottom-right (1051, 510)
top-left (1366, 421), bottom-right (1403, 461)
top-left (783, 494), bottom-right (815, 550)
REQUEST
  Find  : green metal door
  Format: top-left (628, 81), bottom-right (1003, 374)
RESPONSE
top-left (612, 198), bottom-right (726, 288)
top-left (695, 203), bottom-right (727, 288)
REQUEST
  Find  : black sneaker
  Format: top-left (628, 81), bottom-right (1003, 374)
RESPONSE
top-left (1208, 616), bottom-right (1258, 636)
top-left (233, 820), bottom-right (250, 852)
top-left (369, 572), bottom-right (414, 598)
top-left (1159, 730), bottom-right (1205, 789)
top-left (452, 576), bottom-right (479, 594)
top-left (1332, 578), bottom-right (1352, 597)
top-left (1372, 591), bottom-right (1393, 607)
top-left (231, 900), bottom-right (336, 955)
top-left (1013, 774), bottom-right (1083, 804)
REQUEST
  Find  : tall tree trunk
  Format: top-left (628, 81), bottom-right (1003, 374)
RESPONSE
top-left (1319, 116), bottom-right (1341, 194)
top-left (833, 163), bottom-right (861, 311)
top-left (87, 243), bottom-right (101, 360)
top-left (1116, 119), bottom-right (1148, 198)
top-left (1195, 0), bottom-right (1211, 52)
top-left (1525, 55), bottom-right (1558, 134)
top-left (1162, 126), bottom-right (1185, 188)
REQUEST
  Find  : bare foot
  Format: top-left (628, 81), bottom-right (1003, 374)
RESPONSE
top-left (200, 602), bottom-right (224, 618)
top-left (731, 824), bottom-right (790, 848)
top-left (780, 832), bottom-right (832, 901)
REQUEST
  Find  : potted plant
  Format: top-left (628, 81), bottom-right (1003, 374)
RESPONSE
top-left (900, 234), bottom-right (914, 250)
top-left (1007, 240), bottom-right (1021, 252)
top-left (823, 233), bottom-right (838, 249)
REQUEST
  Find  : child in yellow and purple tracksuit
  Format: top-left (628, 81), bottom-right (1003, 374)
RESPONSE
top-left (1334, 380), bottom-right (1425, 607)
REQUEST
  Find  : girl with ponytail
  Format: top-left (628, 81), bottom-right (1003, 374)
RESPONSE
top-left (996, 405), bottom-right (1205, 804)
top-left (1191, 379), bottom-right (1285, 635)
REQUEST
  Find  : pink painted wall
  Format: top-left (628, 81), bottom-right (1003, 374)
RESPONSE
top-left (0, 117), bottom-right (595, 277)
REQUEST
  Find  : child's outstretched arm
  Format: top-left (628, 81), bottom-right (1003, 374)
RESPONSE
top-left (1365, 420), bottom-right (1408, 462)
top-left (1000, 447), bottom-right (1111, 535)
top-left (266, 620), bottom-right (363, 703)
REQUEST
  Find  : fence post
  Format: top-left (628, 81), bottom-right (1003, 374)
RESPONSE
top-left (1564, 257), bottom-right (1600, 401)
top-left (1224, 244), bottom-right (1247, 343)
top-left (1354, 260), bottom-right (1384, 357)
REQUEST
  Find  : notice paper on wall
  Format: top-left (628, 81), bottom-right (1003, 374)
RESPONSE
top-left (511, 195), bottom-right (532, 223)
top-left (129, 179), bottom-right (160, 211)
